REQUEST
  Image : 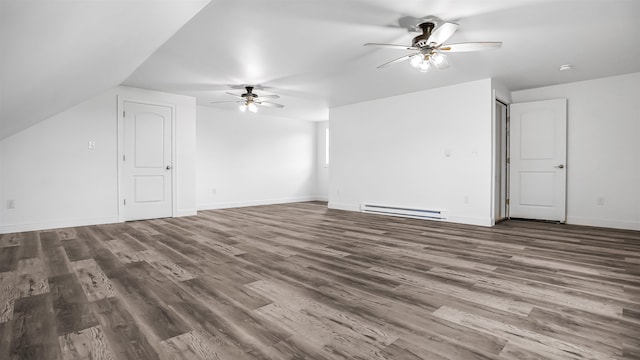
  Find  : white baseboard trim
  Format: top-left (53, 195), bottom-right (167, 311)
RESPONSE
top-left (1, 199), bottom-right (327, 233)
top-left (447, 216), bottom-right (494, 227)
top-left (328, 202), bottom-right (493, 227)
top-left (566, 216), bottom-right (640, 231)
top-left (198, 196), bottom-right (319, 211)
top-left (176, 209), bottom-right (198, 217)
top-left (327, 202), bottom-right (361, 212)
top-left (0, 216), bottom-right (120, 234)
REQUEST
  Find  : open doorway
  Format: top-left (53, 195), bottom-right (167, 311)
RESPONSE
top-left (494, 99), bottom-right (509, 222)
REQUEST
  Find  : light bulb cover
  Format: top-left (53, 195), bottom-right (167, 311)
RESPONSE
top-left (431, 52), bottom-right (449, 69)
top-left (247, 102), bottom-right (258, 113)
top-left (431, 52), bottom-right (446, 65)
top-left (419, 59), bottom-right (432, 72)
top-left (239, 104), bottom-right (247, 112)
top-left (409, 54), bottom-right (424, 68)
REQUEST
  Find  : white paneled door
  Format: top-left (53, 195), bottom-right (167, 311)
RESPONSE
top-left (122, 101), bottom-right (173, 221)
top-left (509, 99), bottom-right (567, 222)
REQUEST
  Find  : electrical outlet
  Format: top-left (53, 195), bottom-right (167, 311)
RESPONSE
top-left (7, 200), bottom-right (15, 209)
top-left (596, 197), bottom-right (605, 206)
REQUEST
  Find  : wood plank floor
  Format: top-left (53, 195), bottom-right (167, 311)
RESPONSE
top-left (0, 201), bottom-right (639, 359)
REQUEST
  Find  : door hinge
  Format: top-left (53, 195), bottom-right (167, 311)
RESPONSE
top-left (506, 158), bottom-right (510, 164)
top-left (506, 199), bottom-right (510, 205)
top-left (123, 155), bottom-right (125, 162)
top-left (123, 199), bottom-right (126, 206)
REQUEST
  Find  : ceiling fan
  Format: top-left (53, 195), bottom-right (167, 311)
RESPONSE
top-left (364, 20), bottom-right (502, 72)
top-left (210, 86), bottom-right (284, 113)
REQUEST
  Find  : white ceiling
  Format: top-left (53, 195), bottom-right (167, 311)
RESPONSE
top-left (2, 0), bottom-right (640, 138)
top-left (0, 0), bottom-right (210, 139)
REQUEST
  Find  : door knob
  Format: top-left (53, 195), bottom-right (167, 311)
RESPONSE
top-left (166, 165), bottom-right (172, 170)
top-left (555, 164), bottom-right (565, 169)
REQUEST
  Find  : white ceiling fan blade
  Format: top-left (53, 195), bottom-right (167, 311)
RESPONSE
top-left (210, 100), bottom-right (242, 104)
top-left (258, 101), bottom-right (284, 108)
top-left (257, 94), bottom-right (280, 99)
top-left (377, 54), bottom-right (413, 69)
top-left (225, 92), bottom-right (243, 98)
top-left (440, 42), bottom-right (502, 52)
top-left (364, 43), bottom-right (418, 51)
top-left (426, 22), bottom-right (458, 46)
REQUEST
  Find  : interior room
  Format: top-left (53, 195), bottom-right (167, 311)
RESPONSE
top-left (1, 1), bottom-right (639, 359)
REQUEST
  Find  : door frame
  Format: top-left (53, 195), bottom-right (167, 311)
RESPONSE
top-left (491, 90), bottom-right (510, 225)
top-left (116, 96), bottom-right (177, 222)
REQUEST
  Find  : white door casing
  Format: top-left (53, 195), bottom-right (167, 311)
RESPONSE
top-left (121, 101), bottom-right (173, 221)
top-left (509, 99), bottom-right (567, 222)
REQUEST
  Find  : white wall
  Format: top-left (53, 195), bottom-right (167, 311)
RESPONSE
top-left (512, 72), bottom-right (640, 230)
top-left (316, 121), bottom-right (329, 201)
top-left (492, 79), bottom-right (512, 104)
top-left (196, 106), bottom-right (317, 209)
top-left (329, 79), bottom-right (494, 226)
top-left (0, 86), bottom-right (197, 233)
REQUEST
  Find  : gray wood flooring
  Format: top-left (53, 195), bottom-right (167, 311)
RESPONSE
top-left (0, 201), bottom-right (638, 359)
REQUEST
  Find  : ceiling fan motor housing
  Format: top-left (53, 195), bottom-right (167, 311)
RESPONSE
top-left (412, 22), bottom-right (435, 48)
top-left (242, 86), bottom-right (257, 100)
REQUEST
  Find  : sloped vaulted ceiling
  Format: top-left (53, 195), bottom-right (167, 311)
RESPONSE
top-left (0, 0), bottom-right (210, 139)
top-left (2, 0), bottom-right (640, 138)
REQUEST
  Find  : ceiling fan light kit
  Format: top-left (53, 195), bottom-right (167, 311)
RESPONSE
top-left (364, 19), bottom-right (502, 73)
top-left (410, 52), bottom-right (449, 72)
top-left (238, 103), bottom-right (258, 113)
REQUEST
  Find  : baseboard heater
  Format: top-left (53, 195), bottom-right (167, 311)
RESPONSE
top-left (360, 204), bottom-right (447, 220)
